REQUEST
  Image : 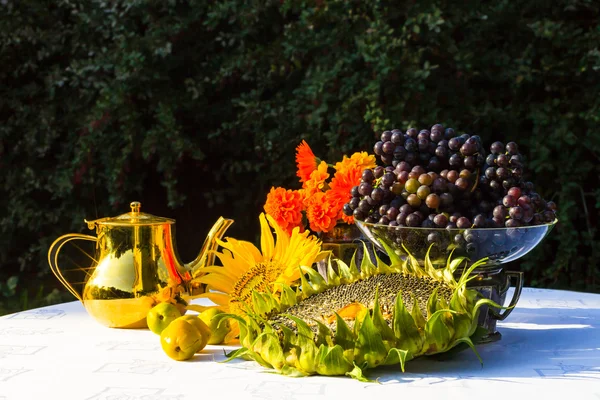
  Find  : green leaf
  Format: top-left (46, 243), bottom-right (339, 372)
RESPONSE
top-left (282, 314), bottom-right (314, 341)
top-left (280, 284), bottom-right (298, 309)
top-left (451, 337), bottom-right (483, 366)
top-left (345, 363), bottom-right (374, 382)
top-left (222, 346), bottom-right (250, 362)
top-left (280, 365), bottom-right (308, 377)
top-left (410, 295), bottom-right (426, 329)
top-left (299, 270), bottom-right (316, 298)
top-left (251, 290), bottom-right (270, 316)
top-left (426, 287), bottom-right (439, 319)
top-left (337, 259), bottom-right (354, 283)
top-left (392, 292), bottom-right (423, 355)
top-left (326, 257), bottom-right (341, 287)
top-left (355, 312), bottom-right (388, 368)
top-left (424, 309), bottom-right (457, 354)
top-left (371, 287), bottom-right (395, 342)
top-left (334, 312), bottom-right (356, 350)
top-left (383, 347), bottom-right (409, 372)
top-left (252, 333), bottom-right (285, 370)
top-left (314, 319), bottom-right (333, 347)
top-left (315, 344), bottom-right (354, 376)
top-left (380, 239), bottom-right (403, 268)
top-left (277, 324), bottom-right (297, 352)
top-left (300, 265), bottom-right (327, 291)
top-left (359, 242), bottom-right (376, 278)
top-left (297, 336), bottom-right (318, 374)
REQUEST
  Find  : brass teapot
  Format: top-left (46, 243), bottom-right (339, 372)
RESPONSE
top-left (48, 201), bottom-right (233, 328)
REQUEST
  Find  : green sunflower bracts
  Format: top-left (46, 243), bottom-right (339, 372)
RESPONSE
top-left (217, 244), bottom-right (505, 381)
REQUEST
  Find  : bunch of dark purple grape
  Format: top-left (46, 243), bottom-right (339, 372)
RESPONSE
top-left (343, 124), bottom-right (557, 231)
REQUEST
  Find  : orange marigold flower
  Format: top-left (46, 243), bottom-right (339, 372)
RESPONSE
top-left (305, 192), bottom-right (339, 233)
top-left (263, 187), bottom-right (304, 234)
top-left (302, 161), bottom-right (329, 196)
top-left (334, 151), bottom-right (376, 175)
top-left (296, 140), bottom-right (318, 183)
top-left (329, 164), bottom-right (364, 224)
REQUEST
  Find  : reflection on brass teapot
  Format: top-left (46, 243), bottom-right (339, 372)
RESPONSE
top-left (48, 201), bottom-right (233, 329)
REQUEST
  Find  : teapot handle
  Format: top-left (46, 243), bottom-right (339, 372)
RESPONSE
top-left (48, 233), bottom-right (98, 302)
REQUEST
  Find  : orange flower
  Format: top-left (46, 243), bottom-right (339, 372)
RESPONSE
top-left (263, 187), bottom-right (304, 234)
top-left (305, 192), bottom-right (339, 233)
top-left (302, 161), bottom-right (329, 199)
top-left (334, 152), bottom-right (376, 175)
top-left (295, 140), bottom-right (318, 183)
top-left (329, 164), bottom-right (364, 224)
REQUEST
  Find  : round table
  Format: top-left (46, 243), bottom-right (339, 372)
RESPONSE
top-left (0, 287), bottom-right (599, 400)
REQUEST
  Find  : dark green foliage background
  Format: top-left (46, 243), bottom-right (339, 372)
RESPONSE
top-left (1, 0), bottom-right (599, 313)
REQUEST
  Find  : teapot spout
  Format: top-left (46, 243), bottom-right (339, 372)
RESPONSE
top-left (187, 216), bottom-right (234, 280)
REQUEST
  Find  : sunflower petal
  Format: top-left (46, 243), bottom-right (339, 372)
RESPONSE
top-left (259, 213), bottom-right (275, 260)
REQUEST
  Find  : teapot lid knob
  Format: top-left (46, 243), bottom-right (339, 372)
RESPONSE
top-left (130, 201), bottom-right (141, 214)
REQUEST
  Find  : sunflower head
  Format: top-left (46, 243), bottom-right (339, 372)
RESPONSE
top-left (198, 213), bottom-right (328, 316)
top-left (220, 244), bottom-right (506, 381)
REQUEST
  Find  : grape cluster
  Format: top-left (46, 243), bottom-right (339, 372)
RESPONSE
top-left (344, 124), bottom-right (557, 232)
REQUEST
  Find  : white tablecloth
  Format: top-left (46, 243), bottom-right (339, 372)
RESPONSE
top-left (0, 287), bottom-right (599, 400)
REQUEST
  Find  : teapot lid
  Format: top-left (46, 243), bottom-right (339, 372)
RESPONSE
top-left (85, 201), bottom-right (175, 228)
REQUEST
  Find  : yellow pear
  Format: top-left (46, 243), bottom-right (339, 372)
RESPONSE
top-left (199, 308), bottom-right (232, 345)
top-left (147, 302), bottom-right (182, 335)
top-left (160, 318), bottom-right (206, 361)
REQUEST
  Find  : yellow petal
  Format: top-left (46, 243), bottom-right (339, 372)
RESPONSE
top-left (266, 213), bottom-right (290, 262)
top-left (240, 240), bottom-right (263, 264)
top-left (260, 213), bottom-right (274, 261)
top-left (197, 292), bottom-right (230, 309)
top-left (213, 250), bottom-right (247, 276)
top-left (197, 274), bottom-right (234, 294)
top-left (218, 237), bottom-right (257, 268)
top-left (199, 266), bottom-right (238, 282)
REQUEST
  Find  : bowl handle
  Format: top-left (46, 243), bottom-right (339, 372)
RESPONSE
top-left (490, 271), bottom-right (524, 321)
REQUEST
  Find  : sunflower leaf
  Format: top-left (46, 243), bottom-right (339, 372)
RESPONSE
top-left (402, 244), bottom-right (422, 276)
top-left (393, 292), bottom-right (423, 355)
top-left (301, 265), bottom-right (327, 292)
top-left (380, 240), bottom-right (402, 268)
top-left (251, 291), bottom-right (270, 316)
top-left (299, 269), bottom-right (316, 298)
top-left (345, 363), bottom-right (374, 382)
top-left (280, 365), bottom-right (309, 377)
top-left (383, 347), bottom-right (409, 372)
top-left (223, 347), bottom-right (250, 362)
top-left (410, 295), bottom-right (426, 329)
top-left (337, 258), bottom-right (353, 284)
top-left (372, 286), bottom-right (395, 342)
top-left (472, 297), bottom-right (511, 320)
top-left (334, 312), bottom-right (356, 350)
top-left (374, 249), bottom-right (392, 273)
top-left (356, 312), bottom-right (387, 368)
top-left (452, 337), bottom-right (483, 366)
top-left (297, 334), bottom-right (319, 374)
top-left (313, 319), bottom-right (333, 347)
top-left (315, 344), bottom-right (354, 376)
top-left (282, 314), bottom-right (314, 341)
top-left (424, 309), bottom-right (457, 354)
top-left (326, 257), bottom-right (341, 287)
top-left (424, 244), bottom-right (437, 277)
top-left (277, 324), bottom-right (296, 352)
top-left (348, 252), bottom-right (360, 281)
top-left (280, 284), bottom-right (298, 309)
top-left (426, 287), bottom-right (440, 319)
top-left (360, 242), bottom-right (376, 278)
top-left (457, 257), bottom-right (489, 289)
top-left (252, 333), bottom-right (285, 370)
top-left (452, 312), bottom-right (474, 340)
